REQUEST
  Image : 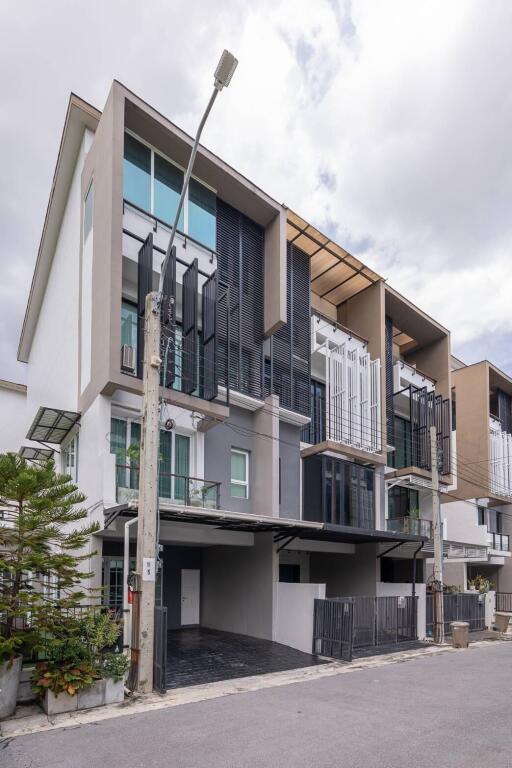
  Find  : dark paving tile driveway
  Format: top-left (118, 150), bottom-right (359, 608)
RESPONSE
top-left (166, 628), bottom-right (325, 689)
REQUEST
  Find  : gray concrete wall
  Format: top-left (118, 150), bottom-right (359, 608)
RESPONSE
top-left (309, 545), bottom-right (379, 597)
top-left (204, 406), bottom-right (254, 513)
top-left (201, 533), bottom-right (275, 640)
top-left (279, 420), bottom-right (301, 520)
top-left (162, 546), bottom-right (202, 630)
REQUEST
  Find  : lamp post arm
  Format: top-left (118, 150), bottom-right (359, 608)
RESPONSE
top-left (157, 86), bottom-right (219, 303)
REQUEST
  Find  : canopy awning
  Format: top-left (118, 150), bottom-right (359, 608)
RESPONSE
top-left (19, 446), bottom-right (55, 461)
top-left (105, 502), bottom-right (426, 546)
top-left (26, 407), bottom-right (80, 444)
top-left (287, 209), bottom-right (382, 305)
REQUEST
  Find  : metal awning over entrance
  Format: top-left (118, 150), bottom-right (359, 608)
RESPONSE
top-left (106, 502), bottom-right (426, 547)
top-left (26, 407), bottom-right (80, 444)
top-left (19, 446), bottom-right (55, 461)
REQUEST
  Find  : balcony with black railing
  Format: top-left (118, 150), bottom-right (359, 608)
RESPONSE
top-left (488, 531), bottom-right (510, 552)
top-left (116, 464), bottom-right (220, 509)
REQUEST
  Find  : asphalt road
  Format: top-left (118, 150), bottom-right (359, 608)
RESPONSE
top-left (3, 643), bottom-right (512, 768)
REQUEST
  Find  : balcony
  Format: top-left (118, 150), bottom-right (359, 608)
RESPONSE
top-left (488, 532), bottom-right (510, 552)
top-left (306, 315), bottom-right (382, 455)
top-left (116, 464), bottom-right (220, 509)
top-left (489, 417), bottom-right (512, 499)
top-left (386, 516), bottom-right (432, 539)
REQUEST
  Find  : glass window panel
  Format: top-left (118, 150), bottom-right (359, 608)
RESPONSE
top-left (110, 418), bottom-right (127, 490)
top-left (129, 422), bottom-right (141, 490)
top-left (188, 179), bottom-right (216, 249)
top-left (121, 302), bottom-right (138, 350)
top-left (159, 430), bottom-right (173, 499)
top-left (123, 134), bottom-right (151, 210)
top-left (174, 434), bottom-right (190, 502)
top-left (84, 182), bottom-right (93, 242)
top-left (231, 451), bottom-right (247, 482)
top-left (154, 154), bottom-right (184, 228)
top-left (230, 483), bottom-right (247, 498)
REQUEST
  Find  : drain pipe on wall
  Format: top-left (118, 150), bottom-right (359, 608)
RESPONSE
top-left (123, 517), bottom-right (138, 654)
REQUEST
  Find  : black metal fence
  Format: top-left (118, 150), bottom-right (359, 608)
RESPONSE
top-left (496, 592), bottom-right (512, 612)
top-left (352, 596), bottom-right (417, 649)
top-left (313, 598), bottom-right (353, 661)
top-left (426, 593), bottom-right (485, 636)
top-left (153, 605), bottom-right (168, 694)
top-left (313, 596), bottom-right (417, 662)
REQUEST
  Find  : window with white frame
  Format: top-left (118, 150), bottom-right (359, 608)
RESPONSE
top-left (123, 132), bottom-right (216, 250)
top-left (110, 417), bottom-right (191, 501)
top-left (84, 181), bottom-right (93, 243)
top-left (61, 434), bottom-right (78, 483)
top-left (230, 449), bottom-right (249, 499)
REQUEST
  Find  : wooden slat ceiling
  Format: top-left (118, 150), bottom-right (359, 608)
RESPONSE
top-left (287, 209), bottom-right (381, 306)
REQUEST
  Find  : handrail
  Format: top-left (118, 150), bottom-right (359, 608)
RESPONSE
top-left (311, 311), bottom-right (369, 347)
top-left (115, 464), bottom-right (219, 486)
top-left (123, 198), bottom-right (218, 259)
top-left (386, 516), bottom-right (432, 539)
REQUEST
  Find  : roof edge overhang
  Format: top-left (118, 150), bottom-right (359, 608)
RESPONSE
top-left (18, 94), bottom-right (101, 363)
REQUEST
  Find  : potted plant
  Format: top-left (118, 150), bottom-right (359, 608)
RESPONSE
top-left (0, 453), bottom-right (99, 719)
top-left (32, 610), bottom-right (128, 715)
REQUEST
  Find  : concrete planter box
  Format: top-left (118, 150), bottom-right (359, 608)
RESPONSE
top-left (42, 678), bottom-right (124, 716)
top-left (17, 665), bottom-right (36, 703)
top-left (0, 656), bottom-right (22, 719)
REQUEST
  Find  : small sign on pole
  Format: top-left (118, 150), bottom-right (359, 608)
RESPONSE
top-left (142, 557), bottom-right (156, 582)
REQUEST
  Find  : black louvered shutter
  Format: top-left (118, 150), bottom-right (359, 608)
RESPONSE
top-left (271, 243), bottom-right (310, 416)
top-left (182, 259), bottom-right (198, 394)
top-left (385, 315), bottom-right (394, 449)
top-left (137, 233), bottom-right (153, 378)
top-left (161, 245), bottom-right (177, 388)
top-left (202, 270), bottom-right (218, 401)
top-left (498, 389), bottom-right (512, 435)
top-left (216, 199), bottom-right (264, 399)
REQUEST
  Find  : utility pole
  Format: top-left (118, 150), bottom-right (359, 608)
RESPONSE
top-left (133, 51), bottom-right (238, 693)
top-left (431, 424), bottom-right (444, 644)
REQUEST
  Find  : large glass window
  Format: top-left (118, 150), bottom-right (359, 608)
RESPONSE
top-left (154, 154), bottom-right (184, 228)
top-left (123, 133), bottom-right (216, 249)
top-left (110, 418), bottom-right (127, 490)
top-left (121, 301), bottom-right (138, 351)
top-left (159, 430), bottom-right (190, 501)
top-left (123, 134), bottom-right (151, 210)
top-left (230, 449), bottom-right (249, 498)
top-left (188, 178), bottom-right (216, 249)
top-left (61, 435), bottom-right (78, 483)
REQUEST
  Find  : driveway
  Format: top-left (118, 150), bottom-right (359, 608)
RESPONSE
top-left (166, 628), bottom-right (324, 688)
top-left (3, 642), bottom-right (512, 768)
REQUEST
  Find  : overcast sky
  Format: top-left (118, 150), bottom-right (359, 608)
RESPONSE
top-left (1, 0), bottom-right (511, 382)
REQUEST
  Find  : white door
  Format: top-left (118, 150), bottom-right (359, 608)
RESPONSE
top-left (181, 569), bottom-right (200, 625)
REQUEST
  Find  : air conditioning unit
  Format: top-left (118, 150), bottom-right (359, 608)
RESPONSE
top-left (121, 344), bottom-right (136, 374)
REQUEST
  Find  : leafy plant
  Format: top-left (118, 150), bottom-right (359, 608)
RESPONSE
top-left (31, 659), bottom-right (96, 697)
top-left (77, 611), bottom-right (122, 655)
top-left (468, 574), bottom-right (493, 594)
top-left (0, 453), bottom-right (100, 664)
top-left (97, 652), bottom-right (129, 682)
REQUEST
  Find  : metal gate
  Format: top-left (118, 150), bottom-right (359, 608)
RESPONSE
top-left (352, 596), bottom-right (417, 649)
top-left (426, 593), bottom-right (485, 636)
top-left (153, 605), bottom-right (168, 693)
top-left (313, 598), bottom-right (354, 661)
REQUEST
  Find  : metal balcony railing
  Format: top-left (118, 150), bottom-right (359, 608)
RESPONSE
top-left (116, 465), bottom-right (220, 509)
top-left (386, 516), bottom-right (432, 539)
top-left (488, 532), bottom-right (510, 552)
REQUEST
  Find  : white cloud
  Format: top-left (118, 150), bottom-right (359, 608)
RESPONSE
top-left (0, 0), bottom-right (511, 379)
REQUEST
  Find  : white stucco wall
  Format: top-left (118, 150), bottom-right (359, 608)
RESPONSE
top-left (0, 384), bottom-right (27, 454)
top-left (441, 499), bottom-right (489, 547)
top-left (273, 581), bottom-right (326, 654)
top-left (25, 132), bottom-right (91, 428)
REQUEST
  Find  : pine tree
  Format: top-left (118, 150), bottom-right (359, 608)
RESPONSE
top-left (0, 453), bottom-right (100, 661)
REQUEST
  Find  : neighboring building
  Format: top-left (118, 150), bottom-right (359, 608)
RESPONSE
top-left (0, 81), bottom-right (503, 675)
top-left (439, 359), bottom-right (512, 590)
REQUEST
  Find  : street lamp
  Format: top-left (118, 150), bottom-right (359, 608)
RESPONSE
top-left (134, 50), bottom-right (238, 694)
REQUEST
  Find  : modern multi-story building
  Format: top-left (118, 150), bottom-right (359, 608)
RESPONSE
top-left (438, 357), bottom-right (512, 590)
top-left (0, 81), bottom-right (505, 682)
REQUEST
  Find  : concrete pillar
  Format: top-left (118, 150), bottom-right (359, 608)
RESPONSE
top-left (252, 395), bottom-right (280, 518)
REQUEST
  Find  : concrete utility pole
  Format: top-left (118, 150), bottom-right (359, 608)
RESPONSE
top-left (430, 424), bottom-right (444, 644)
top-left (133, 51), bottom-right (238, 693)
